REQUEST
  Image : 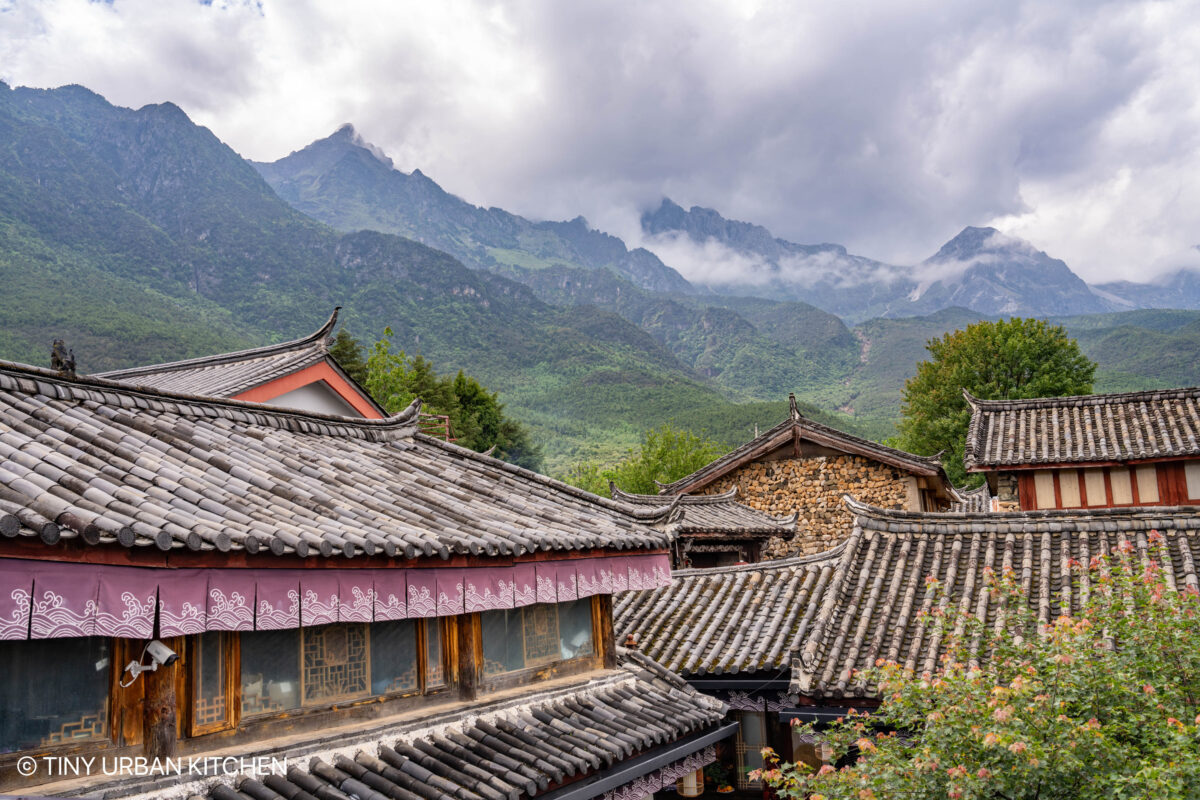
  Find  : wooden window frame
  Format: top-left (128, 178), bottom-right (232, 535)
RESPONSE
top-left (473, 597), bottom-right (605, 694)
top-left (1020, 465), bottom-right (1169, 510)
top-left (186, 631), bottom-right (239, 737)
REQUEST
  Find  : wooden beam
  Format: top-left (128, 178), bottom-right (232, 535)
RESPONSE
top-left (455, 614), bottom-right (480, 702)
top-left (142, 637), bottom-right (182, 759)
top-left (595, 595), bottom-right (617, 670)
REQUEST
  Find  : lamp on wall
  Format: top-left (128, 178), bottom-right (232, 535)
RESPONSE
top-left (677, 767), bottom-right (703, 797)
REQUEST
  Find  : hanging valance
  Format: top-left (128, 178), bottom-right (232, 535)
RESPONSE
top-left (0, 553), bottom-right (671, 641)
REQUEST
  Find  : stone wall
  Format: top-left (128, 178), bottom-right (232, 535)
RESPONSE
top-left (995, 473), bottom-right (1021, 511)
top-left (699, 455), bottom-right (916, 556)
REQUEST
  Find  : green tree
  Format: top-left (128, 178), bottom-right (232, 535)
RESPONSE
top-left (760, 537), bottom-right (1200, 799)
top-left (362, 328), bottom-right (543, 471)
top-left (894, 318), bottom-right (1095, 485)
top-left (562, 423), bottom-right (724, 496)
top-left (328, 328), bottom-right (369, 385)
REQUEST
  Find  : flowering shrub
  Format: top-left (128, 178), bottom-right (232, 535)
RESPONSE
top-left (758, 533), bottom-right (1200, 799)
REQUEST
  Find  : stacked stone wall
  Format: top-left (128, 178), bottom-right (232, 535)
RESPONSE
top-left (994, 473), bottom-right (1021, 511)
top-left (699, 455), bottom-right (914, 556)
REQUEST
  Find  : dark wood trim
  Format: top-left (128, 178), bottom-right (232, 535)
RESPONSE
top-left (1017, 473), bottom-right (1036, 511)
top-left (143, 636), bottom-right (182, 759)
top-left (1052, 471), bottom-right (1063, 508)
top-left (111, 637), bottom-right (144, 748)
top-left (594, 594), bottom-right (617, 670)
top-left (0, 542), bottom-right (667, 569)
top-left (972, 453), bottom-right (1200, 472)
top-left (456, 613), bottom-right (479, 702)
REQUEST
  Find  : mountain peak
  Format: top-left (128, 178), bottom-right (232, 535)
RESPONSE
top-left (325, 123), bottom-right (393, 168)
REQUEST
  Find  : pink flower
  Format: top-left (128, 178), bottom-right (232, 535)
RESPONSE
top-left (1008, 741), bottom-right (1028, 754)
top-left (977, 768), bottom-right (993, 778)
top-left (982, 732), bottom-right (1001, 746)
top-left (1143, 684), bottom-right (1156, 695)
top-left (817, 764), bottom-right (836, 776)
top-left (993, 705), bottom-right (1014, 722)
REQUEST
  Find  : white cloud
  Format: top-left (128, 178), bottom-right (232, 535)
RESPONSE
top-left (2, 0), bottom-right (1199, 284)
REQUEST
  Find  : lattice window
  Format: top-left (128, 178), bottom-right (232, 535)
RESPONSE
top-left (302, 623), bottom-right (369, 705)
top-left (0, 636), bottom-right (110, 752)
top-left (523, 604), bottom-right (560, 666)
top-left (735, 711), bottom-right (766, 789)
top-left (193, 630), bottom-right (228, 730)
top-left (425, 618), bottom-right (445, 688)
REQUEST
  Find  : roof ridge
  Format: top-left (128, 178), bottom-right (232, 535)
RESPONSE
top-left (965, 384), bottom-right (1200, 410)
top-left (0, 358), bottom-right (419, 441)
top-left (96, 307), bottom-right (341, 380)
top-left (669, 540), bottom-right (852, 577)
top-left (658, 403), bottom-right (945, 495)
top-left (842, 494), bottom-right (1200, 526)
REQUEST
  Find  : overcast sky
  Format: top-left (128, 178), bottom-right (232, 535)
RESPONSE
top-left (2, 0), bottom-right (1199, 283)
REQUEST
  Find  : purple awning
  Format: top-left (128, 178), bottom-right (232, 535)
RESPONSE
top-left (0, 554), bottom-right (669, 639)
top-left (374, 569), bottom-right (407, 621)
top-left (301, 573), bottom-right (339, 627)
top-left (97, 567), bottom-right (157, 639)
top-left (0, 559), bottom-right (32, 640)
top-left (406, 570), bottom-right (438, 618)
top-left (207, 571), bottom-right (254, 631)
top-left (512, 563), bottom-right (537, 608)
top-left (253, 571), bottom-right (298, 631)
top-left (31, 562), bottom-right (98, 638)
top-left (555, 562), bottom-right (579, 602)
top-left (158, 569), bottom-right (207, 636)
top-left (464, 568), bottom-right (513, 612)
top-left (339, 573), bottom-right (375, 623)
top-left (436, 571), bottom-right (464, 616)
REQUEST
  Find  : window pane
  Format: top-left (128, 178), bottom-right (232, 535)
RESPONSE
top-left (521, 604), bottom-right (561, 667)
top-left (1058, 471), bottom-right (1081, 508)
top-left (1033, 471), bottom-right (1056, 509)
top-left (370, 620), bottom-right (418, 695)
top-left (241, 629), bottom-right (300, 716)
top-left (1136, 466), bottom-right (1159, 503)
top-left (736, 711), bottom-right (766, 789)
top-left (193, 631), bottom-right (227, 730)
top-left (425, 618), bottom-right (445, 688)
top-left (1188, 462), bottom-right (1200, 501)
top-left (302, 623), bottom-right (370, 705)
top-left (1110, 469), bottom-right (1133, 504)
top-left (557, 599), bottom-right (594, 660)
top-left (1084, 469), bottom-right (1107, 506)
top-left (481, 608), bottom-right (526, 676)
top-left (0, 637), bottom-right (109, 752)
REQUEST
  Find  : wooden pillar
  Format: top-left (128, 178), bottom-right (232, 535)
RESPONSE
top-left (595, 594), bottom-right (617, 670)
top-left (143, 654), bottom-right (179, 759)
top-left (456, 614), bottom-right (479, 701)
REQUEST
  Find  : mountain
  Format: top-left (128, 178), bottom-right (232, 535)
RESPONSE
top-left (1093, 254), bottom-right (1200, 310)
top-left (640, 199), bottom-right (1113, 321)
top-left (253, 126), bottom-right (694, 295)
top-left (0, 82), bottom-right (846, 472)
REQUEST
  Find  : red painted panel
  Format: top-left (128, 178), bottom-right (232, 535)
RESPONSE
top-left (233, 361), bottom-right (383, 419)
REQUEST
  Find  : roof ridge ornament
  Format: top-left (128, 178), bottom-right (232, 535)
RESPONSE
top-left (789, 392), bottom-right (802, 421)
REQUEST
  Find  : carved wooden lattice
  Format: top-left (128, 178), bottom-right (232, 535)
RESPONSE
top-left (302, 623), bottom-right (369, 704)
top-left (522, 604), bottom-right (560, 666)
top-left (42, 708), bottom-right (108, 745)
top-left (193, 695), bottom-right (227, 728)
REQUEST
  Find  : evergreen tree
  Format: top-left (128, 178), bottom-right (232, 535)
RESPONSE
top-left (328, 328), bottom-right (369, 385)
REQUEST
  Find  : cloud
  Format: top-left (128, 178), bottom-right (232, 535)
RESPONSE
top-left (2, 0), bottom-right (1199, 284)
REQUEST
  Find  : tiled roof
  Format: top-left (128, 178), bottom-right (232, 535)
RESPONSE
top-left (791, 499), bottom-right (1200, 698)
top-left (0, 360), bottom-right (668, 559)
top-left (949, 484), bottom-right (992, 512)
top-left (96, 309), bottom-right (381, 414)
top-left (175, 655), bottom-right (727, 800)
top-left (964, 387), bottom-right (1200, 470)
top-left (657, 394), bottom-right (946, 495)
top-left (611, 486), bottom-right (797, 536)
top-left (614, 547), bottom-right (845, 675)
top-left (619, 495), bottom-right (1200, 699)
